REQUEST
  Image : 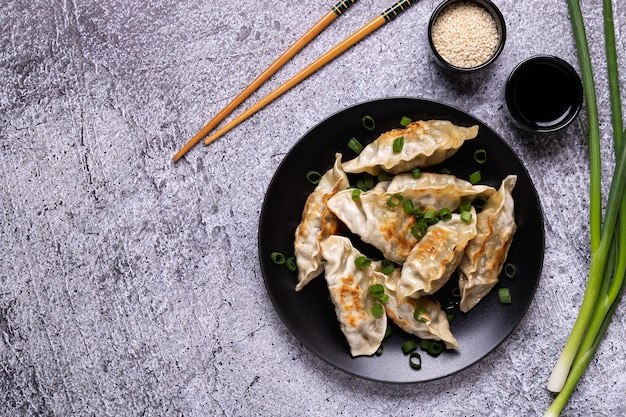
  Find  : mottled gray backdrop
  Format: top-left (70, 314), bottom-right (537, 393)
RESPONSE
top-left (1, 0), bottom-right (625, 416)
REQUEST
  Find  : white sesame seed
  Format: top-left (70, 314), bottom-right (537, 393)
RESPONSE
top-left (431, 2), bottom-right (500, 69)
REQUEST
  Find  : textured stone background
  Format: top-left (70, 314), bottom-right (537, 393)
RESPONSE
top-left (1, 0), bottom-right (625, 416)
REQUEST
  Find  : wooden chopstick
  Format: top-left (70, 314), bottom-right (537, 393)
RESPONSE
top-left (202, 0), bottom-right (417, 147)
top-left (172, 0), bottom-right (359, 162)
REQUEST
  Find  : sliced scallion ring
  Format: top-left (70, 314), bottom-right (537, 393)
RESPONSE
top-left (354, 255), bottom-right (372, 269)
top-left (386, 193), bottom-right (403, 207)
top-left (413, 306), bottom-right (428, 323)
top-left (305, 170), bottom-right (322, 185)
top-left (473, 196), bottom-right (488, 211)
top-left (271, 252), bottom-right (285, 265)
top-left (377, 172), bottom-right (391, 182)
top-left (446, 311), bottom-right (454, 323)
top-left (409, 352), bottom-right (422, 370)
top-left (401, 340), bottom-right (418, 354)
top-left (504, 263), bottom-right (518, 279)
top-left (469, 170), bottom-right (482, 184)
top-left (411, 223), bottom-right (426, 240)
top-left (403, 199), bottom-right (415, 215)
top-left (381, 260), bottom-right (395, 275)
top-left (424, 209), bottom-right (438, 224)
top-left (347, 137), bottom-right (363, 154)
top-left (425, 340), bottom-right (444, 357)
top-left (473, 148), bottom-right (488, 164)
top-left (362, 114), bottom-right (376, 131)
top-left (368, 284), bottom-right (385, 299)
top-left (285, 256), bottom-right (296, 271)
top-left (392, 136), bottom-right (404, 153)
top-left (498, 287), bottom-right (512, 304)
top-left (438, 207), bottom-right (452, 221)
top-left (400, 116), bottom-right (412, 127)
top-left (362, 173), bottom-right (375, 190)
top-left (371, 303), bottom-right (384, 318)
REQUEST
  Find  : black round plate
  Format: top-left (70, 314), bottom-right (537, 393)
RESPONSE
top-left (258, 97), bottom-right (545, 383)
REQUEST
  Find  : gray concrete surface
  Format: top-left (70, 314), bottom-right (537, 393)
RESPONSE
top-left (1, 0), bottom-right (625, 416)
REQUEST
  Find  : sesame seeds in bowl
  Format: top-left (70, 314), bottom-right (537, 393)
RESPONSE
top-left (428, 0), bottom-right (506, 72)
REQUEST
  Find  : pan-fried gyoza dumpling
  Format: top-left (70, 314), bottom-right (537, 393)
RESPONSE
top-left (386, 172), bottom-right (496, 211)
top-left (294, 153), bottom-right (349, 291)
top-left (320, 236), bottom-right (387, 357)
top-left (342, 120), bottom-right (479, 175)
top-left (396, 210), bottom-right (477, 303)
top-left (458, 175), bottom-right (517, 313)
top-left (326, 187), bottom-right (418, 264)
top-left (372, 266), bottom-right (458, 349)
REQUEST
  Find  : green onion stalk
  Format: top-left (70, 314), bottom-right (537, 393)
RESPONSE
top-left (545, 0), bottom-right (626, 415)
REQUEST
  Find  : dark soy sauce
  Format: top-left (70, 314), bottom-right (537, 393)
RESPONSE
top-left (513, 63), bottom-right (574, 126)
top-left (506, 57), bottom-right (582, 132)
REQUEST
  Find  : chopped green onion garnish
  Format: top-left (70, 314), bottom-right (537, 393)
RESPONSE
top-left (381, 260), bottom-right (395, 275)
top-left (400, 116), bottom-right (412, 127)
top-left (387, 193), bottom-right (403, 207)
top-left (424, 209), bottom-right (438, 224)
top-left (469, 170), bottom-right (482, 184)
top-left (411, 223), bottom-right (426, 240)
top-left (498, 287), bottom-right (512, 304)
top-left (356, 173), bottom-right (375, 191)
top-left (420, 339), bottom-right (430, 350)
top-left (424, 340), bottom-right (444, 357)
top-left (413, 306), bottom-right (428, 323)
top-left (354, 256), bottom-right (372, 269)
top-left (271, 252), bottom-right (285, 264)
top-left (451, 287), bottom-right (461, 298)
top-left (446, 311), bottom-right (454, 323)
top-left (368, 284), bottom-right (385, 299)
top-left (459, 199), bottom-right (472, 213)
top-left (377, 172), bottom-right (391, 182)
top-left (371, 303), bottom-right (384, 318)
top-left (285, 256), bottom-right (296, 271)
top-left (362, 114), bottom-right (376, 131)
top-left (473, 196), bottom-right (488, 211)
top-left (363, 173), bottom-right (375, 190)
top-left (438, 207), bottom-right (452, 221)
top-left (347, 137), bottom-right (363, 154)
top-left (368, 284), bottom-right (389, 303)
top-left (351, 189), bottom-right (361, 201)
top-left (305, 170), bottom-right (322, 185)
top-left (504, 263), bottom-right (518, 279)
top-left (401, 340), bottom-right (418, 354)
top-left (409, 352), bottom-right (422, 369)
top-left (473, 148), bottom-right (488, 164)
top-left (403, 199), bottom-right (415, 215)
top-left (413, 206), bottom-right (424, 219)
top-left (440, 167), bottom-right (452, 175)
top-left (411, 168), bottom-right (421, 178)
top-left (392, 136), bottom-right (404, 153)
top-left (461, 210), bottom-right (473, 223)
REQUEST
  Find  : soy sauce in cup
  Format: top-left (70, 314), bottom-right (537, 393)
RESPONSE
top-left (505, 55), bottom-right (583, 133)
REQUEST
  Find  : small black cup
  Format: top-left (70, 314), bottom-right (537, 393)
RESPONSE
top-left (505, 55), bottom-right (583, 133)
top-left (428, 0), bottom-right (506, 73)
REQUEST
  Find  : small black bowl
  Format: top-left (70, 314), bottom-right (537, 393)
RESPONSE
top-left (428, 0), bottom-right (506, 72)
top-left (505, 55), bottom-right (583, 133)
